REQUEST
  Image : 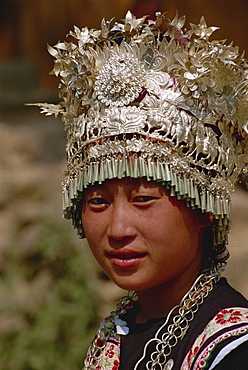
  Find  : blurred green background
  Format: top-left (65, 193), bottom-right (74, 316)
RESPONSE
top-left (0, 0), bottom-right (248, 369)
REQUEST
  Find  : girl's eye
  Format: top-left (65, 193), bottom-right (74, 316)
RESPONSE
top-left (88, 197), bottom-right (109, 205)
top-left (133, 196), bottom-right (155, 203)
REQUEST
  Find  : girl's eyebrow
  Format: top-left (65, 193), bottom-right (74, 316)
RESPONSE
top-left (126, 178), bottom-right (143, 188)
top-left (86, 183), bottom-right (108, 191)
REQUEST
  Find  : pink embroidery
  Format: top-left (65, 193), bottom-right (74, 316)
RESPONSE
top-left (106, 344), bottom-right (116, 359)
top-left (185, 346), bottom-right (200, 367)
top-left (215, 309), bottom-right (242, 325)
top-left (193, 325), bottom-right (248, 369)
top-left (181, 307), bottom-right (248, 369)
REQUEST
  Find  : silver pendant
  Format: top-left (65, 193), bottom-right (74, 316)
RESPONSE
top-left (163, 359), bottom-right (174, 370)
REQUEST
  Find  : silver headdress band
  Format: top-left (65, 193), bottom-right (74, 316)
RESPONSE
top-left (35, 11), bottom-right (248, 262)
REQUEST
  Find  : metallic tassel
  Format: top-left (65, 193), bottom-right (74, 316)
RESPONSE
top-left (69, 181), bottom-right (75, 200)
top-left (194, 187), bottom-right (200, 207)
top-left (164, 163), bottom-right (171, 181)
top-left (139, 157), bottom-right (146, 177)
top-left (107, 158), bottom-right (113, 179)
top-left (147, 158), bottom-right (153, 178)
top-left (78, 173), bottom-right (84, 192)
top-left (99, 162), bottom-right (105, 184)
top-left (201, 191), bottom-right (207, 212)
top-left (93, 161), bottom-right (99, 183)
top-left (117, 158), bottom-right (123, 179)
top-left (112, 158), bottom-right (118, 178)
top-left (133, 156), bottom-right (140, 179)
top-left (156, 162), bottom-right (162, 180)
top-left (170, 186), bottom-right (176, 196)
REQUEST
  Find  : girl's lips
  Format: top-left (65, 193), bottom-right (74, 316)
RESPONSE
top-left (106, 252), bottom-right (147, 268)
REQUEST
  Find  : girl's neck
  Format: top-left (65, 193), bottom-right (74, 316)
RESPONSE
top-left (135, 266), bottom-right (202, 323)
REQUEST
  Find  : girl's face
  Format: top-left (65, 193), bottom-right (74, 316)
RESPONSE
top-left (82, 178), bottom-right (205, 293)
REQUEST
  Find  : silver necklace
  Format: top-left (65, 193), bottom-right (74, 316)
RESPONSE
top-left (83, 265), bottom-right (222, 370)
top-left (134, 265), bottom-right (222, 369)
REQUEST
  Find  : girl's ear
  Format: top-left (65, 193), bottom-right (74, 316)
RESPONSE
top-left (208, 213), bottom-right (215, 225)
top-left (200, 212), bottom-right (215, 227)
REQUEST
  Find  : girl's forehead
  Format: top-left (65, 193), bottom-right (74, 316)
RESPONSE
top-left (85, 177), bottom-right (165, 191)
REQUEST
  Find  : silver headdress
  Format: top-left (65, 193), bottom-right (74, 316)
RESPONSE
top-left (36, 11), bottom-right (248, 262)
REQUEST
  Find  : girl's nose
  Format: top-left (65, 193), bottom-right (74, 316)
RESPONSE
top-left (107, 202), bottom-right (136, 242)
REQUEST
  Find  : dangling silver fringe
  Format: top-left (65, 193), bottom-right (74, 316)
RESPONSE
top-left (63, 154), bottom-right (232, 258)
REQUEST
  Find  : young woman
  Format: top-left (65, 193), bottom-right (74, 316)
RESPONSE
top-left (36, 11), bottom-right (248, 370)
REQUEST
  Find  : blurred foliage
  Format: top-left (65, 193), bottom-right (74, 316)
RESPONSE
top-left (0, 218), bottom-right (98, 370)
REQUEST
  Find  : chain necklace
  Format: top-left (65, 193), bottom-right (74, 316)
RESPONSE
top-left (134, 265), bottom-right (222, 369)
top-left (83, 265), bottom-right (222, 370)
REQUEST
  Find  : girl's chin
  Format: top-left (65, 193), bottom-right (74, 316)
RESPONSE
top-left (110, 275), bottom-right (154, 292)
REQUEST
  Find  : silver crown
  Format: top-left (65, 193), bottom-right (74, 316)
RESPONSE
top-left (34, 11), bottom-right (248, 261)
